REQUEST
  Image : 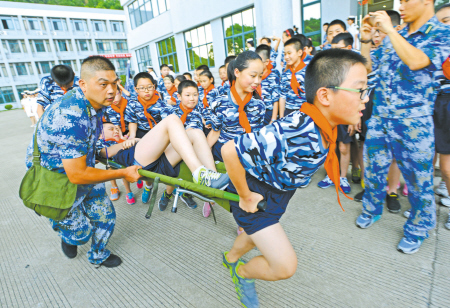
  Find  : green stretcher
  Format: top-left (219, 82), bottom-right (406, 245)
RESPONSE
top-left (98, 158), bottom-right (266, 223)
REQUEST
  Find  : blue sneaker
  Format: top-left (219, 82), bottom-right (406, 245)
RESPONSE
top-left (356, 213), bottom-right (381, 228)
top-left (158, 190), bottom-right (173, 211)
top-left (230, 260), bottom-right (259, 308)
top-left (397, 236), bottom-right (423, 254)
top-left (180, 193), bottom-right (197, 209)
top-left (340, 177), bottom-right (351, 194)
top-left (318, 175), bottom-right (334, 189)
top-left (222, 251), bottom-right (243, 270)
top-left (141, 185), bottom-right (152, 204)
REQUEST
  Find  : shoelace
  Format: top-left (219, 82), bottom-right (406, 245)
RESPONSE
top-left (199, 169), bottom-right (211, 186)
top-left (207, 170), bottom-right (221, 180)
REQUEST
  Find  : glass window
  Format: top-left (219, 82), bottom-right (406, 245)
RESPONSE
top-left (0, 16), bottom-right (20, 30)
top-left (22, 17), bottom-right (44, 31)
top-left (114, 40), bottom-right (128, 53)
top-left (111, 21), bottom-right (124, 32)
top-left (0, 64), bottom-right (7, 78)
top-left (15, 63), bottom-right (28, 76)
top-left (128, 0), bottom-right (169, 29)
top-left (7, 40), bottom-right (21, 53)
top-left (302, 0), bottom-right (322, 47)
top-left (77, 39), bottom-right (91, 51)
top-left (96, 40), bottom-right (112, 53)
top-left (34, 40), bottom-right (46, 52)
top-left (184, 24), bottom-right (214, 70)
top-left (136, 45), bottom-right (152, 72)
top-left (92, 20), bottom-right (106, 32)
top-left (72, 19), bottom-right (87, 32)
top-left (157, 36), bottom-right (179, 73)
top-left (49, 18), bottom-right (67, 31)
top-left (0, 87), bottom-right (15, 105)
top-left (61, 60), bottom-right (77, 71)
top-left (223, 7), bottom-right (256, 56)
top-left (36, 61), bottom-right (53, 74)
top-left (16, 84), bottom-right (38, 95)
top-left (57, 40), bottom-right (68, 52)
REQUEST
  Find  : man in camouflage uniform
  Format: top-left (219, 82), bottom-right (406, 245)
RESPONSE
top-left (26, 56), bottom-right (141, 267)
top-left (356, 1), bottom-right (450, 254)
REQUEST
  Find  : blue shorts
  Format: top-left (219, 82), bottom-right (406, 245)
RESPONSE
top-left (114, 146), bottom-right (180, 177)
top-left (337, 125), bottom-right (355, 144)
top-left (227, 173), bottom-right (296, 235)
top-left (284, 108), bottom-right (298, 118)
top-left (433, 93), bottom-right (450, 154)
top-left (212, 142), bottom-right (224, 162)
top-left (263, 109), bottom-right (273, 126)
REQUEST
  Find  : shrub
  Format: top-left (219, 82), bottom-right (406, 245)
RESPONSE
top-left (4, 104), bottom-right (13, 110)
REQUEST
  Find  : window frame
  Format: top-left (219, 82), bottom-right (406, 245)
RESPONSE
top-left (77, 39), bottom-right (92, 52)
top-left (0, 16), bottom-right (20, 31)
top-left (10, 62), bottom-right (33, 76)
top-left (95, 40), bottom-right (112, 54)
top-left (0, 87), bottom-right (15, 105)
top-left (48, 18), bottom-right (68, 32)
top-left (301, 0), bottom-right (322, 46)
top-left (128, 0), bottom-right (169, 29)
top-left (113, 40), bottom-right (128, 53)
top-left (35, 61), bottom-right (55, 75)
top-left (222, 7), bottom-right (257, 56)
top-left (136, 45), bottom-right (152, 73)
top-left (157, 36), bottom-right (179, 73)
top-left (72, 19), bottom-right (87, 32)
top-left (111, 21), bottom-right (124, 32)
top-left (184, 23), bottom-right (215, 71)
top-left (92, 20), bottom-right (107, 32)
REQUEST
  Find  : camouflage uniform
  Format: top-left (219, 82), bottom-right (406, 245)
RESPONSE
top-left (124, 94), bottom-right (167, 132)
top-left (164, 104), bottom-right (203, 131)
top-left (198, 87), bottom-right (220, 122)
top-left (25, 87), bottom-right (115, 264)
top-left (37, 75), bottom-right (79, 109)
top-left (217, 80), bottom-right (230, 96)
top-left (363, 16), bottom-right (450, 240)
top-left (260, 70), bottom-right (281, 125)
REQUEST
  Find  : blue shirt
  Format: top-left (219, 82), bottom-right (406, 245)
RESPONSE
top-left (199, 87), bottom-right (220, 121)
top-left (280, 54), bottom-right (313, 110)
top-left (234, 110), bottom-right (328, 191)
top-left (207, 91), bottom-right (266, 144)
top-left (26, 87), bottom-right (102, 195)
top-left (435, 69), bottom-right (450, 95)
top-left (95, 139), bottom-right (119, 160)
top-left (371, 16), bottom-right (450, 118)
top-left (164, 104), bottom-right (203, 130)
top-left (270, 48), bottom-right (278, 69)
top-left (218, 81), bottom-right (231, 96)
top-left (103, 96), bottom-right (129, 130)
top-left (261, 70), bottom-right (281, 111)
top-left (157, 77), bottom-right (169, 101)
top-left (280, 50), bottom-right (286, 70)
top-left (37, 75), bottom-right (80, 109)
top-left (163, 89), bottom-right (180, 106)
top-left (124, 94), bottom-right (167, 131)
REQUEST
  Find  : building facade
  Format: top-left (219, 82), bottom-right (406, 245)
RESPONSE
top-left (0, 1), bottom-right (129, 110)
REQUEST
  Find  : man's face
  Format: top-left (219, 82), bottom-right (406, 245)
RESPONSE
top-left (399, 0), bottom-right (430, 23)
top-left (328, 63), bottom-right (368, 126)
top-left (284, 45), bottom-right (302, 66)
top-left (135, 78), bottom-right (155, 102)
top-left (331, 41), bottom-right (352, 50)
top-left (80, 70), bottom-right (118, 109)
top-left (102, 123), bottom-right (120, 141)
top-left (161, 67), bottom-right (170, 77)
top-left (437, 7), bottom-right (450, 25)
top-left (327, 24), bottom-right (345, 43)
top-left (179, 86), bottom-right (198, 109)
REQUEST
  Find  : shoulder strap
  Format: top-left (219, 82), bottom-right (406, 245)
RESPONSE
top-left (32, 121), bottom-right (41, 166)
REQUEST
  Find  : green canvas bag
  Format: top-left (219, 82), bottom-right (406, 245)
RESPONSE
top-left (19, 123), bottom-right (77, 221)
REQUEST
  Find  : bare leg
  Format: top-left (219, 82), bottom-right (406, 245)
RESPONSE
top-left (440, 154), bottom-right (450, 192)
top-left (122, 179), bottom-right (131, 194)
top-left (228, 223), bottom-right (297, 281)
top-left (110, 180), bottom-right (118, 189)
top-left (387, 160), bottom-right (401, 195)
top-left (134, 114), bottom-right (203, 172)
top-left (339, 142), bottom-right (351, 178)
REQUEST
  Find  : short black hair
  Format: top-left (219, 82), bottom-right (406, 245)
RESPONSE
top-left (133, 72), bottom-right (155, 87)
top-left (183, 72), bottom-right (192, 78)
top-left (164, 75), bottom-right (175, 83)
top-left (255, 44), bottom-right (271, 61)
top-left (386, 10), bottom-right (401, 26)
top-left (178, 80), bottom-right (198, 94)
top-left (160, 64), bottom-right (169, 70)
top-left (437, 3), bottom-right (450, 12)
top-left (328, 19), bottom-right (347, 32)
top-left (51, 64), bottom-right (75, 87)
top-left (80, 56), bottom-right (115, 82)
top-left (175, 75), bottom-right (187, 83)
top-left (305, 49), bottom-right (367, 104)
top-left (323, 22), bottom-right (329, 26)
top-left (195, 64), bottom-right (209, 71)
top-left (219, 65), bottom-right (226, 70)
top-left (293, 34), bottom-right (310, 49)
top-left (224, 55), bottom-right (237, 65)
top-left (261, 37), bottom-right (272, 44)
top-left (331, 32), bottom-right (354, 47)
top-left (284, 38), bottom-right (304, 51)
top-left (199, 70), bottom-right (215, 85)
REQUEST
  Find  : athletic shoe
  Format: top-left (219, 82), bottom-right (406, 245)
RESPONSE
top-left (401, 183), bottom-right (408, 197)
top-left (230, 260), bottom-right (259, 308)
top-left (352, 168), bottom-right (361, 184)
top-left (318, 175), bottom-right (334, 189)
top-left (194, 167), bottom-right (230, 190)
top-left (203, 202), bottom-right (212, 217)
top-left (110, 187), bottom-right (120, 201)
top-left (136, 180), bottom-right (143, 189)
top-left (100, 254), bottom-right (122, 268)
top-left (356, 213), bottom-right (381, 229)
top-left (222, 251), bottom-right (242, 270)
top-left (61, 240), bottom-right (77, 259)
top-left (397, 236), bottom-right (423, 254)
top-left (440, 196), bottom-right (450, 207)
top-left (354, 190), bottom-right (365, 202)
top-left (386, 182), bottom-right (401, 192)
top-left (403, 209), bottom-right (411, 219)
top-left (299, 177), bottom-right (311, 188)
top-left (126, 192), bottom-right (136, 205)
top-left (237, 227), bottom-right (244, 236)
top-left (435, 181), bottom-right (449, 198)
top-left (340, 177), bottom-right (351, 194)
top-left (141, 185), bottom-right (152, 204)
top-left (386, 193), bottom-right (401, 213)
top-left (445, 212), bottom-right (450, 230)
top-left (158, 190), bottom-right (173, 211)
top-left (180, 193), bottom-right (197, 209)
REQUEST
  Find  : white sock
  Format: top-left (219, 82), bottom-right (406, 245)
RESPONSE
top-left (192, 165), bottom-right (206, 179)
top-left (145, 183), bottom-right (152, 189)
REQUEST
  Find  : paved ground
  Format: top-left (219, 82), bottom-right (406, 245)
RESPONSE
top-left (1, 109), bottom-right (450, 308)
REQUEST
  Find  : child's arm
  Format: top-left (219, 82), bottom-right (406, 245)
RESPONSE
top-left (279, 98), bottom-right (286, 118)
top-left (222, 141), bottom-right (263, 213)
top-left (273, 36), bottom-right (281, 52)
top-left (118, 83), bottom-right (131, 98)
top-left (207, 129), bottom-right (220, 148)
top-left (271, 101), bottom-right (279, 124)
top-left (99, 143), bottom-right (124, 158)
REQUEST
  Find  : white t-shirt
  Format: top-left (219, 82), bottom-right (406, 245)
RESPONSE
top-left (347, 23), bottom-right (360, 50)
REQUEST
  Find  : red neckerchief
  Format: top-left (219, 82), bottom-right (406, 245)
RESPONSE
top-left (202, 84), bottom-right (215, 108)
top-left (179, 103), bottom-right (194, 124)
top-left (287, 53), bottom-right (307, 97)
top-left (230, 81), bottom-right (252, 133)
top-left (109, 97), bottom-right (128, 133)
top-left (137, 92), bottom-right (159, 129)
top-left (256, 62), bottom-right (273, 98)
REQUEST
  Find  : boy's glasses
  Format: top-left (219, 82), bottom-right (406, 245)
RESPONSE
top-left (326, 86), bottom-right (373, 100)
top-left (136, 85), bottom-right (155, 92)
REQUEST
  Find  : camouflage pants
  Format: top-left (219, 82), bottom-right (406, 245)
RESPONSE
top-left (50, 183), bottom-right (116, 264)
top-left (362, 116), bottom-right (436, 240)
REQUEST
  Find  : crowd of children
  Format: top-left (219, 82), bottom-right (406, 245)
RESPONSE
top-left (27, 2), bottom-right (450, 307)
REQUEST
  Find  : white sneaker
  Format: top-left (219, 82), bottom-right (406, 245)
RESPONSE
top-left (435, 181), bottom-right (449, 198)
top-left (440, 196), bottom-right (450, 207)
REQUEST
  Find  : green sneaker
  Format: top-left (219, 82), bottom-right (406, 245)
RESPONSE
top-left (230, 260), bottom-right (259, 308)
top-left (352, 168), bottom-right (361, 184)
top-left (222, 251), bottom-right (243, 271)
top-left (193, 166), bottom-right (230, 190)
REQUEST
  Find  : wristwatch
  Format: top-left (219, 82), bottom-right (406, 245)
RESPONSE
top-left (360, 39), bottom-right (372, 44)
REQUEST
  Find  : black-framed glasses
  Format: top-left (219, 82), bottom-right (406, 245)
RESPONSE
top-left (136, 85), bottom-right (155, 92)
top-left (326, 86), bottom-right (373, 100)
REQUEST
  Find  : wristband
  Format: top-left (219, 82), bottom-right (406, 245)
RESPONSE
top-left (360, 39), bottom-right (372, 44)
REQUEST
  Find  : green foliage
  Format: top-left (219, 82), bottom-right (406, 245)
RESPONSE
top-left (304, 18), bottom-right (321, 35)
top-left (4, 105), bottom-right (13, 110)
top-left (3, 0), bottom-right (123, 10)
top-left (119, 74), bottom-right (126, 85)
